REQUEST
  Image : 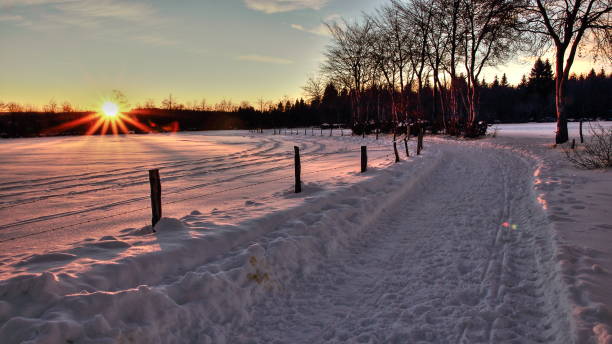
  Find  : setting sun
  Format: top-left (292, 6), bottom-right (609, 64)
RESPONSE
top-left (102, 101), bottom-right (119, 117)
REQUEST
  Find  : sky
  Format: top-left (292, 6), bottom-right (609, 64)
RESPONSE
top-left (0, 0), bottom-right (609, 110)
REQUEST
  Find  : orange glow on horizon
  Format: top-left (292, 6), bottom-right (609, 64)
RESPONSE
top-left (44, 112), bottom-right (152, 136)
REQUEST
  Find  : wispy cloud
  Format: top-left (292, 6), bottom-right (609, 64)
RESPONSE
top-left (0, 14), bottom-right (23, 21)
top-left (0, 13), bottom-right (32, 26)
top-left (290, 14), bottom-right (339, 36)
top-left (0, 0), bottom-right (75, 6)
top-left (237, 54), bottom-right (294, 65)
top-left (290, 23), bottom-right (329, 36)
top-left (244, 0), bottom-right (328, 14)
top-left (56, 0), bottom-right (155, 22)
top-left (1, 0), bottom-right (173, 48)
top-left (2, 0), bottom-right (158, 27)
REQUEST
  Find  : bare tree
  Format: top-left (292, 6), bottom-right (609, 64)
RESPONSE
top-left (198, 98), bottom-right (208, 111)
top-left (162, 94), bottom-right (176, 110)
top-left (445, 0), bottom-right (464, 123)
top-left (459, 0), bottom-right (523, 132)
top-left (256, 98), bottom-right (266, 113)
top-left (6, 102), bottom-right (23, 112)
top-left (371, 3), bottom-right (413, 124)
top-left (322, 18), bottom-right (376, 126)
top-left (520, 0), bottom-right (612, 143)
top-left (214, 99), bottom-right (234, 112)
top-left (111, 90), bottom-right (130, 111)
top-left (61, 101), bottom-right (73, 112)
top-left (143, 98), bottom-right (156, 109)
top-left (423, 0), bottom-right (453, 128)
top-left (44, 99), bottom-right (58, 113)
top-left (302, 75), bottom-right (325, 105)
top-left (397, 0), bottom-right (434, 119)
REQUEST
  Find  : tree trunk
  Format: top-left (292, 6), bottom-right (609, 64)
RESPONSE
top-left (555, 59), bottom-right (569, 144)
top-left (468, 83), bottom-right (478, 127)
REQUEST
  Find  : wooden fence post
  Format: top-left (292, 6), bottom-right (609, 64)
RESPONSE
top-left (361, 146), bottom-right (367, 173)
top-left (417, 128), bottom-right (424, 155)
top-left (579, 120), bottom-right (584, 143)
top-left (393, 142), bottom-right (400, 163)
top-left (148, 169), bottom-right (162, 230)
top-left (294, 146), bottom-right (301, 193)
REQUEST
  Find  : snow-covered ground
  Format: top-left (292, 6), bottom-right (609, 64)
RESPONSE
top-left (489, 122), bottom-right (612, 344)
top-left (0, 123), bottom-right (609, 343)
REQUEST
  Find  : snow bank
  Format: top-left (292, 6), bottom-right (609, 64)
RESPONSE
top-left (0, 134), bottom-right (437, 343)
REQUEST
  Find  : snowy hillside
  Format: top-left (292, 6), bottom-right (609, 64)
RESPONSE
top-left (0, 124), bottom-right (610, 343)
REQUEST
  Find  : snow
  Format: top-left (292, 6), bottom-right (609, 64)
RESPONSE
top-left (0, 124), bottom-right (610, 343)
top-left (489, 122), bottom-right (612, 344)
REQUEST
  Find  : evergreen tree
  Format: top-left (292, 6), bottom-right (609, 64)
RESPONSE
top-left (518, 74), bottom-right (528, 90)
top-left (528, 58), bottom-right (554, 93)
top-left (492, 75), bottom-right (500, 88)
top-left (501, 74), bottom-right (509, 88)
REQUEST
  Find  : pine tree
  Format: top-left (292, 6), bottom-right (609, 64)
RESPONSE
top-left (518, 74), bottom-right (528, 89)
top-left (492, 75), bottom-right (500, 88)
top-left (501, 74), bottom-right (509, 88)
top-left (528, 58), bottom-right (554, 93)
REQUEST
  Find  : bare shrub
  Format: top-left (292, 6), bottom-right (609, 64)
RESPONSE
top-left (564, 124), bottom-right (612, 169)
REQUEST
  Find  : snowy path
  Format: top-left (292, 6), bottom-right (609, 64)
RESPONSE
top-left (230, 144), bottom-right (570, 343)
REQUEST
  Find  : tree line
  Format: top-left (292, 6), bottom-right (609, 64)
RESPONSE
top-left (0, 59), bottom-right (612, 137)
top-left (309, 0), bottom-right (610, 142)
top-left (0, 63), bottom-right (610, 138)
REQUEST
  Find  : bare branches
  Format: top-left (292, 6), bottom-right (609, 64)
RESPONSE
top-left (564, 124), bottom-right (612, 169)
top-left (302, 75), bottom-right (325, 104)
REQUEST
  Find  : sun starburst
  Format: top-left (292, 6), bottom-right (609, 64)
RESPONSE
top-left (43, 99), bottom-right (153, 136)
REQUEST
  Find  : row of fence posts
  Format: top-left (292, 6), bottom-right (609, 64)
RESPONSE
top-left (268, 127), bottom-right (350, 137)
top-left (147, 131), bottom-right (424, 227)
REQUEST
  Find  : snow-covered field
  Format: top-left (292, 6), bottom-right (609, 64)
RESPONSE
top-left (0, 123), bottom-right (610, 343)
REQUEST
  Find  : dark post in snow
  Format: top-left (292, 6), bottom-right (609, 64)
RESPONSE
top-left (294, 146), bottom-right (301, 193)
top-left (148, 169), bottom-right (162, 230)
top-left (579, 120), bottom-right (584, 143)
top-left (393, 142), bottom-right (400, 163)
top-left (417, 128), bottom-right (424, 155)
top-left (571, 138), bottom-right (576, 149)
top-left (404, 137), bottom-right (410, 158)
top-left (361, 146), bottom-right (367, 173)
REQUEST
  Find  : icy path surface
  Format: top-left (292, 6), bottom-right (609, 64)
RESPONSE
top-left (230, 143), bottom-right (570, 343)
